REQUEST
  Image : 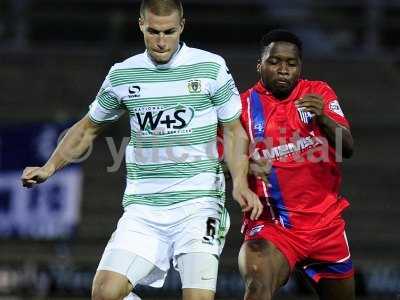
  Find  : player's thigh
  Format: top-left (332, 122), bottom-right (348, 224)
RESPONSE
top-left (177, 252), bottom-right (218, 300)
top-left (94, 249), bottom-right (157, 299)
top-left (92, 270), bottom-right (132, 300)
top-left (238, 239), bottom-right (290, 297)
top-left (315, 276), bottom-right (355, 300)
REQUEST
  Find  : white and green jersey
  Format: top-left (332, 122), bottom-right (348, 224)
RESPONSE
top-left (89, 43), bottom-right (241, 208)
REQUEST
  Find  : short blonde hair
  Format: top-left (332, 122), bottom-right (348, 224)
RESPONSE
top-left (140, 0), bottom-right (184, 19)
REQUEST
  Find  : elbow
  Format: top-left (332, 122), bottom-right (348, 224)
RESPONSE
top-left (340, 128), bottom-right (354, 159)
top-left (342, 137), bottom-right (354, 159)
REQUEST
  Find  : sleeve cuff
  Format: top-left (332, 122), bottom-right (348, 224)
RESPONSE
top-left (218, 110), bottom-right (241, 124)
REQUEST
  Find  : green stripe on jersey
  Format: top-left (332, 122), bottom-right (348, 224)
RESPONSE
top-left (211, 79), bottom-right (235, 107)
top-left (126, 159), bottom-right (221, 180)
top-left (124, 94), bottom-right (212, 112)
top-left (109, 62), bottom-right (221, 86)
top-left (97, 89), bottom-right (122, 110)
top-left (130, 123), bottom-right (217, 148)
top-left (122, 189), bottom-right (224, 207)
top-left (88, 113), bottom-right (118, 125)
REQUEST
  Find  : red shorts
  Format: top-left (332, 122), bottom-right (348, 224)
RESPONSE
top-left (243, 217), bottom-right (354, 282)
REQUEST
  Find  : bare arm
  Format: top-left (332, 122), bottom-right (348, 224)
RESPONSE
top-left (315, 115), bottom-right (354, 158)
top-left (21, 114), bottom-right (106, 188)
top-left (222, 119), bottom-right (263, 220)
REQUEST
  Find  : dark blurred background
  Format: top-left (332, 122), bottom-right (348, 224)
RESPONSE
top-left (0, 0), bottom-right (399, 299)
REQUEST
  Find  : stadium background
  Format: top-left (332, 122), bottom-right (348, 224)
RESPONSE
top-left (0, 0), bottom-right (399, 299)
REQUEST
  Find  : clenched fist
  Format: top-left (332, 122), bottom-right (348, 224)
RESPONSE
top-left (21, 165), bottom-right (55, 188)
top-left (295, 93), bottom-right (324, 117)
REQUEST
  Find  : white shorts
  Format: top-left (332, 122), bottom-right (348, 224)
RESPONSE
top-left (97, 199), bottom-right (230, 288)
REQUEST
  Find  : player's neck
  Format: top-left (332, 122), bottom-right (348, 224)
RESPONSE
top-left (273, 91), bottom-right (291, 100)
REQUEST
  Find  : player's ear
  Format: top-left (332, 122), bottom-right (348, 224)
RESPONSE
top-left (256, 59), bottom-right (261, 74)
top-left (139, 17), bottom-right (145, 33)
top-left (179, 18), bottom-right (185, 33)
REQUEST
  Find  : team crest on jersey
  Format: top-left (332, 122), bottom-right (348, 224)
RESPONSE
top-left (329, 100), bottom-right (344, 117)
top-left (187, 80), bottom-right (202, 93)
top-left (297, 107), bottom-right (314, 124)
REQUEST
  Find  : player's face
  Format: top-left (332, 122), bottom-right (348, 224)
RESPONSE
top-left (139, 10), bottom-right (185, 64)
top-left (258, 42), bottom-right (301, 99)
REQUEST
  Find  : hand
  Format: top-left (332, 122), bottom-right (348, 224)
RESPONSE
top-left (21, 165), bottom-right (54, 188)
top-left (295, 94), bottom-right (324, 117)
top-left (249, 157), bottom-right (272, 183)
top-left (232, 180), bottom-right (263, 220)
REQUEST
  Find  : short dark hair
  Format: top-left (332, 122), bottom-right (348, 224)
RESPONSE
top-left (261, 29), bottom-right (303, 58)
top-left (140, 0), bottom-right (184, 19)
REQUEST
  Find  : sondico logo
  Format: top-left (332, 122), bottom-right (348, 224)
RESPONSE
top-left (135, 105), bottom-right (195, 133)
top-left (128, 85), bottom-right (141, 98)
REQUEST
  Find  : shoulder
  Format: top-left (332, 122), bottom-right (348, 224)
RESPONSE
top-left (239, 88), bottom-right (254, 113)
top-left (110, 52), bottom-right (148, 72)
top-left (240, 88), bottom-right (251, 101)
top-left (185, 46), bottom-right (227, 67)
top-left (300, 79), bottom-right (336, 94)
top-left (239, 89), bottom-right (252, 125)
top-left (106, 53), bottom-right (149, 87)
